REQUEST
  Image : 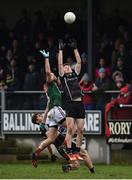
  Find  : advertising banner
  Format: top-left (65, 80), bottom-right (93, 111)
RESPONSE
top-left (2, 110), bottom-right (102, 135)
top-left (107, 121), bottom-right (132, 143)
top-left (107, 107), bottom-right (132, 143)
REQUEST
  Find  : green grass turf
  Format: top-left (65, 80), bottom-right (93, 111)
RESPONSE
top-left (0, 162), bottom-right (132, 179)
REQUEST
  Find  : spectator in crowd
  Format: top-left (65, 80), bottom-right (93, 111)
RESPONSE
top-left (30, 40), bottom-right (44, 70)
top-left (0, 18), bottom-right (9, 46)
top-left (112, 43), bottom-right (129, 67)
top-left (35, 32), bottom-right (47, 49)
top-left (105, 82), bottom-right (132, 138)
top-left (0, 45), bottom-right (7, 67)
top-left (112, 70), bottom-right (124, 83)
top-left (23, 63), bottom-right (41, 91)
top-left (4, 58), bottom-right (21, 110)
top-left (0, 81), bottom-right (8, 91)
top-left (92, 67), bottom-right (111, 114)
top-left (80, 73), bottom-right (95, 110)
top-left (33, 10), bottom-right (46, 40)
top-left (0, 64), bottom-right (6, 82)
top-left (92, 67), bottom-right (112, 132)
top-left (111, 56), bottom-right (128, 82)
top-left (6, 58), bottom-right (20, 91)
top-left (23, 63), bottom-right (41, 110)
top-left (111, 38), bottom-right (122, 65)
top-left (4, 49), bottom-right (13, 65)
top-left (111, 70), bottom-right (131, 99)
top-left (21, 33), bottom-right (32, 55)
top-left (13, 8), bottom-right (32, 40)
top-left (6, 72), bottom-right (21, 110)
top-left (10, 39), bottom-right (21, 59)
top-left (79, 52), bottom-right (88, 79)
top-left (95, 57), bottom-right (111, 78)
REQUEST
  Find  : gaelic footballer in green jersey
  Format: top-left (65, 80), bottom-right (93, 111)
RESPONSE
top-left (31, 50), bottom-right (66, 168)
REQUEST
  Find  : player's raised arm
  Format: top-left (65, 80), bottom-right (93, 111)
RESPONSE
top-left (40, 50), bottom-right (51, 81)
top-left (69, 39), bottom-right (81, 75)
top-left (42, 102), bottom-right (49, 123)
top-left (42, 83), bottom-right (50, 123)
top-left (58, 39), bottom-right (65, 77)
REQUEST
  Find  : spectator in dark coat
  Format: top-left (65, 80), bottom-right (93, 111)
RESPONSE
top-left (92, 67), bottom-right (112, 132)
top-left (23, 63), bottom-right (41, 91)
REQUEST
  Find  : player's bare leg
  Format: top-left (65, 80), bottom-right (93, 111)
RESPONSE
top-left (74, 118), bottom-right (84, 160)
top-left (80, 148), bottom-right (95, 173)
top-left (65, 117), bottom-right (76, 160)
top-left (32, 127), bottom-right (58, 168)
top-left (62, 149), bottom-right (95, 173)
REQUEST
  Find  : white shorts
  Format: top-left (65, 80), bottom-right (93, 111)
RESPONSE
top-left (46, 106), bottom-right (66, 127)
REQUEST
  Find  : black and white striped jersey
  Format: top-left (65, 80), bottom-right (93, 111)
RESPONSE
top-left (59, 70), bottom-right (82, 101)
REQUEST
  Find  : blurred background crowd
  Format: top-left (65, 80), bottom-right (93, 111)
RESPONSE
top-left (0, 8), bottom-right (132, 112)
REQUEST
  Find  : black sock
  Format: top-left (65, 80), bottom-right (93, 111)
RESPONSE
top-left (90, 167), bottom-right (95, 173)
top-left (74, 147), bottom-right (80, 153)
top-left (66, 148), bottom-right (72, 154)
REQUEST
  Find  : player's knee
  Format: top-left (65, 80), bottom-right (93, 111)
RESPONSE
top-left (77, 128), bottom-right (84, 135)
top-left (67, 127), bottom-right (73, 135)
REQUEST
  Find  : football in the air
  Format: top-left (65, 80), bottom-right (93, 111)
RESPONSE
top-left (64, 12), bottom-right (76, 24)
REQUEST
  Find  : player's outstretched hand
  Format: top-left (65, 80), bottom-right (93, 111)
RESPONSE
top-left (68, 38), bottom-right (77, 49)
top-left (58, 39), bottom-right (65, 50)
top-left (40, 50), bottom-right (49, 58)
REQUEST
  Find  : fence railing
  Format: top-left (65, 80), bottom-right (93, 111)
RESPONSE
top-left (1, 89), bottom-right (132, 137)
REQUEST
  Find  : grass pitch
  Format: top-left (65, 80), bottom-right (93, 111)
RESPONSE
top-left (0, 162), bottom-right (132, 179)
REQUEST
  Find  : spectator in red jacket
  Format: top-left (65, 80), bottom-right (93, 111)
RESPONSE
top-left (105, 83), bottom-right (132, 138)
top-left (80, 73), bottom-right (95, 110)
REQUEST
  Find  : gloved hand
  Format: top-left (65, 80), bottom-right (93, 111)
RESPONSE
top-left (58, 39), bottom-right (65, 50)
top-left (68, 38), bottom-right (77, 49)
top-left (40, 50), bottom-right (49, 58)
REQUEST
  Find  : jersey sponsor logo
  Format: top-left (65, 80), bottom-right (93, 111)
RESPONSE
top-left (66, 76), bottom-right (78, 81)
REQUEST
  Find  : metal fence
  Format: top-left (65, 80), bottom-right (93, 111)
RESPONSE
top-left (0, 90), bottom-right (120, 138)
